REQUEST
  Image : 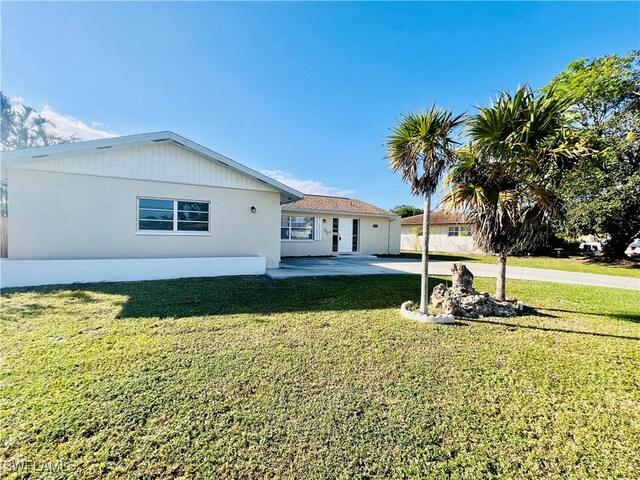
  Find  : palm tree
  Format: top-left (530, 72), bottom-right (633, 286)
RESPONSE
top-left (386, 107), bottom-right (464, 314)
top-left (443, 86), bottom-right (587, 301)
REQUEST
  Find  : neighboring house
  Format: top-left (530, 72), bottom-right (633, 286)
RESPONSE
top-left (0, 132), bottom-right (399, 287)
top-left (281, 195), bottom-right (400, 257)
top-left (400, 211), bottom-right (478, 253)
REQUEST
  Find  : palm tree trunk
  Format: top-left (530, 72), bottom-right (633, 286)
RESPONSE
top-left (420, 195), bottom-right (431, 314)
top-left (496, 252), bottom-right (507, 301)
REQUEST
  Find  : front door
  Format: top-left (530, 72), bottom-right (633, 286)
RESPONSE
top-left (338, 218), bottom-right (353, 253)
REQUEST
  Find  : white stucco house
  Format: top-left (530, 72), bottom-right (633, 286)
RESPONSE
top-left (400, 211), bottom-right (479, 253)
top-left (0, 132), bottom-right (399, 287)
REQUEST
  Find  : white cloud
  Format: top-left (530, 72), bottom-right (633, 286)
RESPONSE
top-left (40, 105), bottom-right (117, 141)
top-left (261, 169), bottom-right (355, 197)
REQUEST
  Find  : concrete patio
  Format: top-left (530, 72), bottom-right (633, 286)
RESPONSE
top-left (266, 255), bottom-right (640, 291)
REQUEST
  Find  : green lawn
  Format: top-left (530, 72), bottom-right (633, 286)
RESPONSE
top-left (400, 250), bottom-right (640, 278)
top-left (2, 275), bottom-right (639, 479)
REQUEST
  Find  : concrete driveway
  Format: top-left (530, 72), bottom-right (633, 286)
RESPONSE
top-left (266, 255), bottom-right (640, 291)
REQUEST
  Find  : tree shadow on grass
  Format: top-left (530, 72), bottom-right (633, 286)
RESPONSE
top-left (580, 256), bottom-right (640, 269)
top-left (520, 306), bottom-right (559, 319)
top-left (542, 308), bottom-right (640, 324)
top-left (609, 313), bottom-right (640, 323)
top-left (450, 306), bottom-right (639, 340)
top-left (467, 317), bottom-right (640, 341)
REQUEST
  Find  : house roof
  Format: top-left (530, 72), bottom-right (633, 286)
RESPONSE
top-left (401, 211), bottom-right (470, 226)
top-left (0, 131), bottom-right (304, 204)
top-left (283, 194), bottom-right (396, 217)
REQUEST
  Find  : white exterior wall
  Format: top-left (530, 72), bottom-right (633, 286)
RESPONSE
top-left (281, 211), bottom-right (400, 257)
top-left (8, 168), bottom-right (283, 268)
top-left (361, 216), bottom-right (401, 255)
top-left (401, 224), bottom-right (478, 253)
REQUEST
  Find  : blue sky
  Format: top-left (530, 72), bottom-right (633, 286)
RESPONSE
top-left (3, 1), bottom-right (639, 209)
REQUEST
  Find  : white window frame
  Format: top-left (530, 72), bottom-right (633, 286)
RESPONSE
top-left (281, 215), bottom-right (318, 242)
top-left (136, 197), bottom-right (211, 236)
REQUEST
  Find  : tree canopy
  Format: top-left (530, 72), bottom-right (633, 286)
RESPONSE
top-left (389, 204), bottom-right (423, 218)
top-left (545, 52), bottom-right (640, 259)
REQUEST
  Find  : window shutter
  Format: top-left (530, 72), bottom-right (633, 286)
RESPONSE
top-left (313, 217), bottom-right (322, 241)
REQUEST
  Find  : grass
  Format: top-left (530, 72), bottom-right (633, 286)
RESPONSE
top-left (1, 275), bottom-right (639, 479)
top-left (400, 250), bottom-right (640, 278)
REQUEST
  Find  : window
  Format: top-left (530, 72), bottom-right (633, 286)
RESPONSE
top-left (138, 198), bottom-right (210, 233)
top-left (448, 226), bottom-right (471, 237)
top-left (281, 216), bottom-right (315, 240)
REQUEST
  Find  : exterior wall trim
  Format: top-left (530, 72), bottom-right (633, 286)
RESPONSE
top-left (0, 256), bottom-right (266, 288)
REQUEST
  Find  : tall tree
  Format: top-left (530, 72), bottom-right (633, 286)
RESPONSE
top-left (386, 107), bottom-right (464, 314)
top-left (444, 86), bottom-right (587, 300)
top-left (389, 204), bottom-right (423, 218)
top-left (545, 52), bottom-right (640, 259)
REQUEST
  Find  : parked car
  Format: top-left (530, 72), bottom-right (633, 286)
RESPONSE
top-left (625, 240), bottom-right (640, 258)
top-left (578, 242), bottom-right (602, 253)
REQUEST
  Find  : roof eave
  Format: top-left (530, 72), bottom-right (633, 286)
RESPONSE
top-left (282, 207), bottom-right (398, 218)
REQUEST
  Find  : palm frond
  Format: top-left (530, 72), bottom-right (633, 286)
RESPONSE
top-left (386, 107), bottom-right (465, 196)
